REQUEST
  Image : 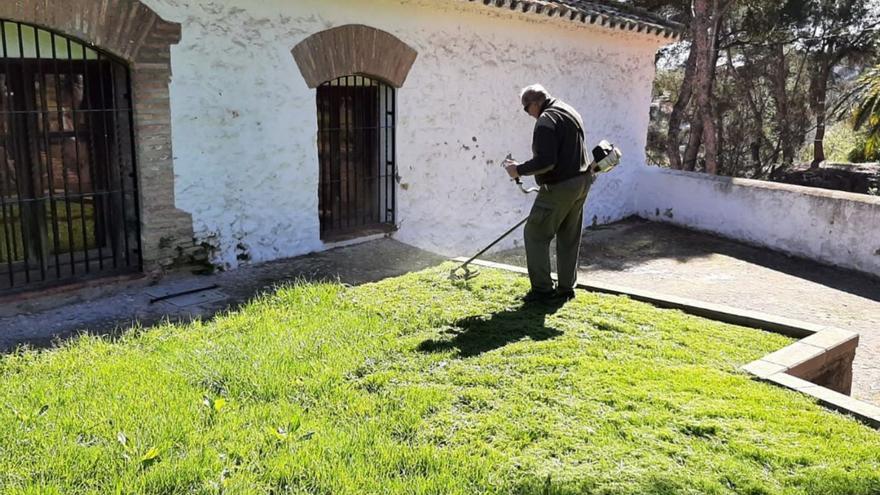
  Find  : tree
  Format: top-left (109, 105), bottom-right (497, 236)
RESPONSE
top-left (795, 0), bottom-right (880, 167)
top-left (687, 0), bottom-right (734, 174)
top-left (717, 0), bottom-right (814, 176)
top-left (638, 0), bottom-right (878, 178)
top-left (666, 42), bottom-right (696, 170)
top-left (850, 63), bottom-right (880, 157)
top-left (645, 0), bottom-right (731, 173)
top-left (627, 0), bottom-right (693, 170)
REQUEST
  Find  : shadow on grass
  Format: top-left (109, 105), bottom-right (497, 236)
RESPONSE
top-left (417, 299), bottom-right (566, 358)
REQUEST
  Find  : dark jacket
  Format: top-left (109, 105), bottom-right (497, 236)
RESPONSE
top-left (516, 98), bottom-right (589, 185)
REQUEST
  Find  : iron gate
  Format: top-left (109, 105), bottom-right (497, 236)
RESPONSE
top-left (0, 20), bottom-right (141, 293)
top-left (317, 75), bottom-right (396, 240)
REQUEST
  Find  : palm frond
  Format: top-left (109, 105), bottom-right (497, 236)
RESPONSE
top-left (851, 64), bottom-right (880, 145)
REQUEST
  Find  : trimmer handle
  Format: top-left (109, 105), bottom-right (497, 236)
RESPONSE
top-left (505, 155), bottom-right (539, 194)
top-left (515, 176), bottom-right (540, 194)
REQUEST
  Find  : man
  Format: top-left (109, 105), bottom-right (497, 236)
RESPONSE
top-left (504, 84), bottom-right (595, 302)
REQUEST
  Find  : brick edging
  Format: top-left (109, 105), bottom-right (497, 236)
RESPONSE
top-left (453, 257), bottom-right (880, 429)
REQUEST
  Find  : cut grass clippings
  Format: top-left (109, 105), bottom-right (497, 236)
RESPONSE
top-left (0, 263), bottom-right (878, 494)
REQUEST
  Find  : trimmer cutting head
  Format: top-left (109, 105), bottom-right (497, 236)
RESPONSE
top-left (449, 264), bottom-right (480, 281)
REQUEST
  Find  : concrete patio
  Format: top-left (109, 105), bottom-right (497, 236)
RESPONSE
top-left (2, 218), bottom-right (878, 405)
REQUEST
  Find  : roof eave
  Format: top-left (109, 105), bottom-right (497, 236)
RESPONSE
top-left (464, 0), bottom-right (683, 41)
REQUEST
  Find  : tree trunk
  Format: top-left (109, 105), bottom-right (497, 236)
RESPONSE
top-left (810, 67), bottom-right (829, 168)
top-left (666, 44), bottom-right (698, 170)
top-left (712, 99), bottom-right (724, 174)
top-left (809, 44), bottom-right (832, 169)
top-left (750, 142), bottom-right (761, 175)
top-left (699, 3), bottom-right (724, 175)
top-left (702, 104), bottom-right (719, 174)
top-left (726, 46), bottom-right (767, 177)
top-left (681, 115), bottom-right (703, 171)
top-left (769, 43), bottom-right (794, 166)
top-left (682, 0), bottom-right (711, 171)
top-left (682, 0), bottom-right (726, 174)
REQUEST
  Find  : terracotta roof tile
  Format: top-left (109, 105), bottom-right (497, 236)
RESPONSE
top-left (461, 0), bottom-right (684, 39)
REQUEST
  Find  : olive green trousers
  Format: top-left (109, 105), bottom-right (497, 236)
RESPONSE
top-left (523, 174), bottom-right (592, 292)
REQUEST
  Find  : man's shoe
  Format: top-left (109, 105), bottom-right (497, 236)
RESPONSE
top-left (522, 289), bottom-right (556, 303)
top-left (555, 289), bottom-right (576, 301)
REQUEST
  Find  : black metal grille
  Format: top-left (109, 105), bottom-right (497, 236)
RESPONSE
top-left (0, 20), bottom-right (141, 294)
top-left (317, 75), bottom-right (396, 240)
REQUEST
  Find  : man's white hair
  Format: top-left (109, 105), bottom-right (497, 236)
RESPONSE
top-left (520, 84), bottom-right (551, 105)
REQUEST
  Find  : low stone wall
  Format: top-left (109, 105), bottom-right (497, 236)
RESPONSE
top-left (773, 163), bottom-right (880, 195)
top-left (748, 327), bottom-right (859, 396)
top-left (634, 167), bottom-right (880, 277)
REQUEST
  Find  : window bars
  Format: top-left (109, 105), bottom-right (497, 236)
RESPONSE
top-left (316, 75), bottom-right (396, 240)
top-left (0, 20), bottom-right (141, 293)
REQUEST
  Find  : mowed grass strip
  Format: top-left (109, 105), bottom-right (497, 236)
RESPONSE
top-left (0, 264), bottom-right (878, 494)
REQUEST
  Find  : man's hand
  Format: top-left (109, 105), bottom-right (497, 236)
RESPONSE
top-left (503, 158), bottom-right (520, 179)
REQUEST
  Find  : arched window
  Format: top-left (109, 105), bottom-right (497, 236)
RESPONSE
top-left (317, 75), bottom-right (396, 240)
top-left (0, 20), bottom-right (140, 292)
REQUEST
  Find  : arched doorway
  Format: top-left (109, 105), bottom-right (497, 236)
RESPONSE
top-left (317, 75), bottom-right (396, 240)
top-left (0, 19), bottom-right (141, 291)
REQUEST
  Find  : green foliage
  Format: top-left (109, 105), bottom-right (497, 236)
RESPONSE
top-left (794, 121), bottom-right (880, 163)
top-left (852, 64), bottom-right (880, 134)
top-left (1, 265), bottom-right (879, 493)
top-left (850, 64), bottom-right (880, 159)
top-left (797, 120), bottom-right (879, 163)
top-left (846, 134), bottom-right (880, 162)
top-left (643, 0), bottom-right (879, 176)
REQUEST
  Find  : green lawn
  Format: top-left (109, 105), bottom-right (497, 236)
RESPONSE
top-left (1, 264), bottom-right (878, 494)
top-left (0, 201), bottom-right (96, 263)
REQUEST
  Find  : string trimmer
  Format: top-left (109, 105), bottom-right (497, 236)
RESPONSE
top-left (448, 142), bottom-right (622, 282)
top-left (448, 176), bottom-right (538, 281)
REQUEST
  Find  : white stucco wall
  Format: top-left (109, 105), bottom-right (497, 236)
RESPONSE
top-left (634, 167), bottom-right (880, 276)
top-left (141, 0), bottom-right (666, 268)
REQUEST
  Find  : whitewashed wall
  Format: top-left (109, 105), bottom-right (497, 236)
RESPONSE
top-left (142, 0), bottom-right (666, 268)
top-left (635, 167), bottom-right (880, 276)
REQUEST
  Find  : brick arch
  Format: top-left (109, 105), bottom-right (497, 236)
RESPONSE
top-left (292, 24), bottom-right (418, 88)
top-left (0, 1), bottom-right (200, 273)
top-left (0, 0), bottom-right (179, 63)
